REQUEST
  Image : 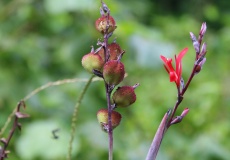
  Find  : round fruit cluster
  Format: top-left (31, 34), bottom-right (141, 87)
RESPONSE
top-left (81, 8), bottom-right (139, 132)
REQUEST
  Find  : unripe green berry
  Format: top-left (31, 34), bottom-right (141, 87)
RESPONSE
top-left (112, 84), bottom-right (139, 108)
top-left (95, 15), bottom-right (116, 34)
top-left (103, 60), bottom-right (125, 85)
top-left (81, 52), bottom-right (104, 73)
top-left (97, 109), bottom-right (122, 132)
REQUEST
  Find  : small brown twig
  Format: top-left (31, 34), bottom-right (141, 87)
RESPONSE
top-left (0, 100), bottom-right (29, 160)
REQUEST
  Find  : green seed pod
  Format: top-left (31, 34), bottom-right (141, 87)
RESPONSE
top-left (103, 60), bottom-right (125, 85)
top-left (97, 109), bottom-right (122, 132)
top-left (95, 15), bottom-right (116, 34)
top-left (81, 52), bottom-right (104, 73)
top-left (112, 83), bottom-right (139, 108)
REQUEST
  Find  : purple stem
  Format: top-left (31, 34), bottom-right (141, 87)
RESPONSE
top-left (167, 63), bottom-right (197, 128)
top-left (102, 9), bottom-right (114, 160)
top-left (105, 83), bottom-right (113, 160)
top-left (145, 111), bottom-right (170, 160)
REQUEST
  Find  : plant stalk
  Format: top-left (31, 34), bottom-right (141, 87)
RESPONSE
top-left (67, 75), bottom-right (95, 160)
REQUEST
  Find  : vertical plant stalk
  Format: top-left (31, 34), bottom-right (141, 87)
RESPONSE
top-left (105, 83), bottom-right (113, 160)
top-left (166, 65), bottom-right (197, 127)
top-left (145, 62), bottom-right (197, 160)
top-left (103, 30), bottom-right (114, 160)
top-left (145, 110), bottom-right (170, 160)
top-left (101, 4), bottom-right (115, 159)
top-left (67, 75), bottom-right (95, 160)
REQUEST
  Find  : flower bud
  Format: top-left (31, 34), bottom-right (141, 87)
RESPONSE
top-left (180, 108), bottom-right (189, 117)
top-left (98, 42), bottom-right (123, 62)
top-left (200, 22), bottom-right (207, 36)
top-left (81, 52), bottom-right (104, 73)
top-left (190, 32), bottom-right (200, 54)
top-left (95, 15), bottom-right (116, 34)
top-left (112, 83), bottom-right (139, 108)
top-left (103, 60), bottom-right (125, 85)
top-left (97, 109), bottom-right (122, 132)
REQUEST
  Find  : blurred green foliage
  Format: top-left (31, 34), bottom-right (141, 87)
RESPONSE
top-left (0, 0), bottom-right (230, 160)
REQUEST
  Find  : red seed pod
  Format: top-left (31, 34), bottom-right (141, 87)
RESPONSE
top-left (103, 60), bottom-right (125, 85)
top-left (95, 15), bottom-right (116, 34)
top-left (98, 42), bottom-right (123, 62)
top-left (81, 52), bottom-right (104, 73)
top-left (112, 83), bottom-right (139, 108)
top-left (97, 109), bottom-right (122, 132)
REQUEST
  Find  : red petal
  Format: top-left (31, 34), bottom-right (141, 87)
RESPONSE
top-left (175, 48), bottom-right (188, 86)
top-left (163, 64), bottom-right (170, 73)
top-left (177, 48), bottom-right (188, 62)
top-left (161, 55), bottom-right (174, 72)
top-left (169, 71), bottom-right (178, 82)
top-left (160, 55), bottom-right (168, 64)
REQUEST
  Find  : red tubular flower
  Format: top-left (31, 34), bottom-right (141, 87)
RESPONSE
top-left (160, 48), bottom-right (188, 87)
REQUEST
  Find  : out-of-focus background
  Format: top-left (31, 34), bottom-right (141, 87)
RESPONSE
top-left (0, 0), bottom-right (229, 160)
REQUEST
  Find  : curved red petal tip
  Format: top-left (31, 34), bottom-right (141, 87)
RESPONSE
top-left (160, 55), bottom-right (167, 63)
top-left (175, 48), bottom-right (188, 86)
top-left (161, 55), bottom-right (173, 73)
top-left (177, 48), bottom-right (188, 61)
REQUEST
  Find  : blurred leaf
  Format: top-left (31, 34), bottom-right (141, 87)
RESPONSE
top-left (44, 0), bottom-right (97, 14)
top-left (16, 120), bottom-right (80, 160)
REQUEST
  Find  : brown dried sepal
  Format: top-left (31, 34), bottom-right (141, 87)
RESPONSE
top-left (15, 112), bottom-right (30, 119)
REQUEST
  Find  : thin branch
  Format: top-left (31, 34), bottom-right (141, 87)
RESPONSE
top-left (0, 77), bottom-right (102, 137)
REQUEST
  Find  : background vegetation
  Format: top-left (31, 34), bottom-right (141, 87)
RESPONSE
top-left (0, 0), bottom-right (229, 159)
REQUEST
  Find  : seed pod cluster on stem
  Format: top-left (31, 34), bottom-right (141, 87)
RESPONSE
top-left (81, 1), bottom-right (139, 159)
top-left (81, 1), bottom-right (139, 132)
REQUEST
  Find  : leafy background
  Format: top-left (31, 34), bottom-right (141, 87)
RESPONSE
top-left (0, 0), bottom-right (229, 160)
